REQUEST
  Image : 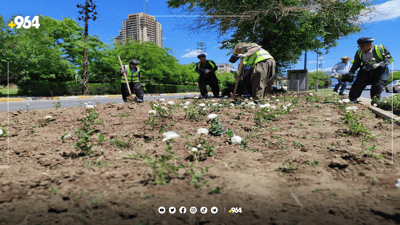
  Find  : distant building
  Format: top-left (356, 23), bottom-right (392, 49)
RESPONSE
top-left (216, 63), bottom-right (235, 73)
top-left (115, 13), bottom-right (163, 48)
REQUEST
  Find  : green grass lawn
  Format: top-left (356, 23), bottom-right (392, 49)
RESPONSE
top-left (0, 88), bottom-right (19, 97)
top-left (309, 88), bottom-right (336, 96)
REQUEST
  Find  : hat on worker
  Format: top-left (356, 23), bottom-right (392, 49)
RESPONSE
top-left (129, 59), bottom-right (139, 65)
top-left (197, 54), bottom-right (206, 58)
top-left (341, 56), bottom-right (351, 60)
top-left (357, 37), bottom-right (374, 45)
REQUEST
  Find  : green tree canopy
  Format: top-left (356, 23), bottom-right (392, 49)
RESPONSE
top-left (166, 0), bottom-right (374, 72)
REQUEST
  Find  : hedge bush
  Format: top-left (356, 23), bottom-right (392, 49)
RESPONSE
top-left (16, 80), bottom-right (236, 96)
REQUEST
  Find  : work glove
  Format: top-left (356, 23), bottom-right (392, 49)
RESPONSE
top-left (372, 63), bottom-right (380, 69)
top-left (119, 69), bottom-right (126, 74)
top-left (238, 54), bottom-right (246, 59)
top-left (198, 68), bottom-right (206, 73)
top-left (205, 69), bottom-right (210, 74)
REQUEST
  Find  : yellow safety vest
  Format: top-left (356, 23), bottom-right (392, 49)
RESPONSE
top-left (196, 60), bottom-right (216, 69)
top-left (244, 48), bottom-right (273, 68)
top-left (351, 45), bottom-right (394, 65)
top-left (122, 65), bottom-right (140, 83)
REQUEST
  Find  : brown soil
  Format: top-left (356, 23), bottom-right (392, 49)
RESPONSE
top-left (0, 93), bottom-right (399, 225)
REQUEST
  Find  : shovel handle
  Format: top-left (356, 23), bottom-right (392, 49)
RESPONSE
top-left (118, 55), bottom-right (132, 96)
top-left (232, 58), bottom-right (244, 100)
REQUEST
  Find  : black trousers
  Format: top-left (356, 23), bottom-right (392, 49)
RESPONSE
top-left (349, 66), bottom-right (389, 102)
top-left (243, 70), bottom-right (252, 96)
top-left (198, 74), bottom-right (220, 98)
top-left (121, 82), bottom-right (144, 102)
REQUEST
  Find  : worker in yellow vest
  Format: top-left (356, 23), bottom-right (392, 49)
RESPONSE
top-left (195, 54), bottom-right (220, 98)
top-left (348, 37), bottom-right (394, 104)
top-left (233, 42), bottom-right (276, 101)
top-left (117, 59), bottom-right (144, 103)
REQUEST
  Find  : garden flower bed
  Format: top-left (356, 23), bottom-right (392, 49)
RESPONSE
top-left (0, 93), bottom-right (399, 225)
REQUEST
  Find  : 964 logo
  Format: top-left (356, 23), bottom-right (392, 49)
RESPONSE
top-left (229, 207), bottom-right (242, 213)
top-left (8, 16), bottom-right (40, 29)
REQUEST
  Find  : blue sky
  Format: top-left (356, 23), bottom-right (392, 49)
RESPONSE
top-left (1, 0), bottom-right (400, 72)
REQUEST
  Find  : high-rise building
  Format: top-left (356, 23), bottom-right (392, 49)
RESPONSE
top-left (216, 63), bottom-right (235, 73)
top-left (115, 13), bottom-right (163, 48)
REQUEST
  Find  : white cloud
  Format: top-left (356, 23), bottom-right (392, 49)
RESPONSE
top-left (181, 50), bottom-right (207, 58)
top-left (362, 0), bottom-right (400, 22)
top-left (184, 49), bottom-right (190, 51)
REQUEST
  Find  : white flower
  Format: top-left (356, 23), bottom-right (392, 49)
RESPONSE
top-left (168, 101), bottom-right (175, 105)
top-left (159, 98), bottom-right (165, 101)
top-left (250, 97), bottom-right (253, 100)
top-left (183, 106), bottom-right (188, 109)
top-left (219, 104), bottom-right (223, 107)
top-left (271, 106), bottom-right (276, 110)
top-left (338, 100), bottom-right (343, 104)
top-left (272, 96), bottom-right (276, 98)
top-left (259, 104), bottom-right (266, 108)
top-left (162, 102), bottom-right (167, 105)
top-left (309, 93), bottom-right (313, 96)
top-left (265, 104), bottom-right (271, 108)
top-left (148, 110), bottom-right (157, 114)
top-left (153, 103), bottom-right (159, 107)
top-left (231, 135), bottom-right (242, 144)
top-left (283, 106), bottom-right (287, 110)
top-left (395, 178), bottom-right (400, 189)
top-left (345, 106), bottom-right (358, 112)
top-left (197, 144), bottom-right (202, 148)
top-left (247, 102), bottom-right (255, 106)
top-left (212, 103), bottom-right (218, 106)
top-left (86, 105), bottom-right (94, 109)
top-left (252, 106), bottom-right (255, 109)
top-left (211, 100), bottom-right (215, 102)
top-left (161, 107), bottom-right (167, 110)
top-left (207, 114), bottom-right (218, 120)
top-left (241, 102), bottom-right (245, 105)
top-left (199, 103), bottom-right (206, 107)
top-left (276, 99), bottom-right (280, 102)
top-left (180, 103), bottom-right (184, 106)
top-left (203, 108), bottom-right (207, 111)
top-left (162, 131), bottom-right (180, 142)
top-left (44, 115), bottom-right (53, 119)
top-left (287, 103), bottom-right (291, 107)
top-left (266, 98), bottom-right (270, 101)
top-left (0, 129), bottom-right (3, 136)
top-left (64, 133), bottom-right (71, 138)
top-left (373, 103), bottom-right (377, 107)
top-left (192, 148), bottom-right (198, 152)
top-left (197, 128), bottom-right (209, 135)
top-left (342, 99), bottom-right (350, 103)
top-left (328, 94), bottom-right (331, 96)
top-left (84, 103), bottom-right (88, 106)
top-left (194, 96), bottom-right (199, 99)
top-left (185, 101), bottom-right (190, 105)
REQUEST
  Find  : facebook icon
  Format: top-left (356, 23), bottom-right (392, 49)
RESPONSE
top-left (179, 206), bottom-right (187, 214)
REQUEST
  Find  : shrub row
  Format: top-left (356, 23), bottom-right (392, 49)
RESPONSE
top-left (16, 80), bottom-right (235, 96)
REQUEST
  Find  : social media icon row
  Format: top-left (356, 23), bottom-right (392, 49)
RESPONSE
top-left (158, 206), bottom-right (218, 214)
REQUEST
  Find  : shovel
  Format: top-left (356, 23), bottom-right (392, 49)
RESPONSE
top-left (118, 56), bottom-right (136, 103)
top-left (231, 58), bottom-right (244, 100)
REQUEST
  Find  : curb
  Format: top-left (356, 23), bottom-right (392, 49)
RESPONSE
top-left (0, 92), bottom-right (215, 102)
top-left (358, 97), bottom-right (400, 125)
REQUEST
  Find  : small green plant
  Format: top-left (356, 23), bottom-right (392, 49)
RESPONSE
top-left (311, 160), bottom-right (319, 167)
top-left (276, 158), bottom-right (298, 173)
top-left (0, 126), bottom-right (8, 137)
top-left (110, 137), bottom-right (131, 149)
top-left (142, 143), bottom-right (184, 185)
top-left (362, 145), bottom-right (383, 159)
top-left (119, 112), bottom-right (130, 117)
top-left (48, 186), bottom-right (60, 196)
top-left (183, 162), bottom-right (212, 188)
top-left (209, 186), bottom-right (222, 194)
top-left (53, 101), bottom-right (61, 109)
top-left (294, 141), bottom-right (304, 148)
top-left (208, 116), bottom-right (225, 136)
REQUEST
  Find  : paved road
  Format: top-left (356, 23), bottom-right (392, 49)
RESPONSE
top-left (0, 94), bottom-right (203, 112)
top-left (331, 87), bottom-right (398, 99)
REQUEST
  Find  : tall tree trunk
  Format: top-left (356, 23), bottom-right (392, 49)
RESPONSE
top-left (55, 73), bottom-right (59, 82)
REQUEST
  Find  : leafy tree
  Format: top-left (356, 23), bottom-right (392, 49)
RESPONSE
top-left (166, 0), bottom-right (375, 72)
top-left (308, 71), bottom-right (331, 88)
